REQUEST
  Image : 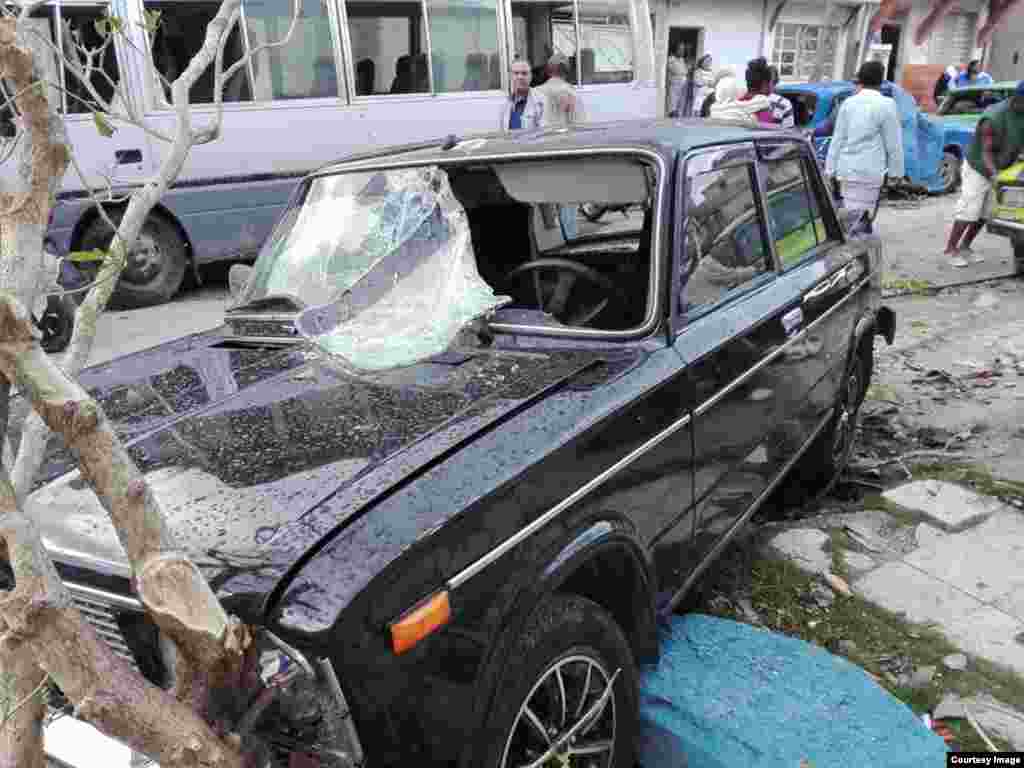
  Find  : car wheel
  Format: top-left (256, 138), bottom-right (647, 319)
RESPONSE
top-left (35, 294), bottom-right (76, 354)
top-left (476, 594), bottom-right (639, 768)
top-left (939, 151), bottom-right (961, 194)
top-left (77, 212), bottom-right (188, 310)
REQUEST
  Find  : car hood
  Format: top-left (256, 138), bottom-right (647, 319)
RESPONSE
top-left (24, 331), bottom-right (601, 600)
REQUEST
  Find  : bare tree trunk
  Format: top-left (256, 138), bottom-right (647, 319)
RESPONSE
top-left (0, 645), bottom-right (47, 768)
top-left (0, 296), bottom-right (246, 766)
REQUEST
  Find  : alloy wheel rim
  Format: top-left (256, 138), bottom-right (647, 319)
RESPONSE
top-left (123, 233), bottom-right (164, 285)
top-left (499, 653), bottom-right (617, 768)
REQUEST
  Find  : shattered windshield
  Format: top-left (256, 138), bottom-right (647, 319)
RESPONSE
top-left (240, 165), bottom-right (510, 370)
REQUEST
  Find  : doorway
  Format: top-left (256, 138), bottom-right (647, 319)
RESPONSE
top-left (668, 26), bottom-right (702, 65)
top-left (881, 24), bottom-right (901, 82)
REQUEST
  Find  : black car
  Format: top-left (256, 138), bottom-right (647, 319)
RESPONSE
top-left (28, 120), bottom-right (894, 768)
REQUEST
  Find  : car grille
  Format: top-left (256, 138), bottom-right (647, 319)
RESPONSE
top-left (65, 581), bottom-right (143, 672)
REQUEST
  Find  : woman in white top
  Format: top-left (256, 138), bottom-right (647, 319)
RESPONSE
top-left (691, 54), bottom-right (715, 116)
top-left (667, 43), bottom-right (688, 117)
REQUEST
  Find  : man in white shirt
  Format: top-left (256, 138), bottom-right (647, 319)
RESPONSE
top-left (825, 61), bottom-right (905, 225)
top-left (500, 58), bottom-right (544, 131)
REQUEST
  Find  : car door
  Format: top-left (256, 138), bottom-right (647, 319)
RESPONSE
top-left (756, 138), bottom-right (867, 460)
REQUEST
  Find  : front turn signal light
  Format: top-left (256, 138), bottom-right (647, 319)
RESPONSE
top-left (390, 590), bottom-right (451, 655)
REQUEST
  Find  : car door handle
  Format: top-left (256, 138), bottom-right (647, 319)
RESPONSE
top-left (115, 148), bottom-right (142, 164)
top-left (803, 266), bottom-right (849, 304)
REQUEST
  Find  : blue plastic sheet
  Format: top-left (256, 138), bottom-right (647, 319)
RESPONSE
top-left (637, 615), bottom-right (949, 768)
top-left (812, 83), bottom-right (946, 193)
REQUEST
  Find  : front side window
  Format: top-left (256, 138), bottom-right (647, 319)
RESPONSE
top-left (245, 0), bottom-right (341, 100)
top-left (771, 23), bottom-right (837, 81)
top-left (681, 162), bottom-right (772, 314)
top-left (146, 0), bottom-right (250, 102)
top-left (59, 5), bottom-right (123, 113)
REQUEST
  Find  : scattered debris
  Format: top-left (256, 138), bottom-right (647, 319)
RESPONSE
top-left (943, 653), bottom-right (969, 672)
top-left (824, 573), bottom-right (853, 597)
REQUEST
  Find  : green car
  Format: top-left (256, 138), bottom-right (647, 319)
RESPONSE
top-left (935, 82), bottom-right (1019, 192)
top-left (988, 158), bottom-right (1024, 272)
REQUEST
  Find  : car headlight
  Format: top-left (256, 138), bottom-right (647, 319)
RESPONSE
top-left (999, 185), bottom-right (1024, 207)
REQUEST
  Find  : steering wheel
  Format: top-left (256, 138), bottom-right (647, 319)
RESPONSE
top-left (504, 258), bottom-right (631, 327)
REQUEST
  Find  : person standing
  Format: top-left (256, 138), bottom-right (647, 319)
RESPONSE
top-left (500, 57), bottom-right (544, 131)
top-left (955, 59), bottom-right (993, 88)
top-left (536, 54), bottom-right (583, 238)
top-left (709, 74), bottom-right (771, 125)
top-left (667, 43), bottom-right (688, 117)
top-left (691, 54), bottom-right (715, 116)
top-left (737, 58), bottom-right (781, 126)
top-left (824, 60), bottom-right (904, 224)
top-left (767, 64), bottom-right (795, 128)
top-left (943, 80), bottom-right (1024, 266)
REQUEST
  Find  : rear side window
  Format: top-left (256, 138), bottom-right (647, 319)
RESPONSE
top-left (680, 162), bottom-right (772, 314)
top-left (760, 156), bottom-right (831, 268)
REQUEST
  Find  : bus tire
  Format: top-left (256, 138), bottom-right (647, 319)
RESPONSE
top-left (78, 211), bottom-right (188, 310)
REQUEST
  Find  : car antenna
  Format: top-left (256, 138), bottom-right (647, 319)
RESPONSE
top-left (441, 134), bottom-right (459, 150)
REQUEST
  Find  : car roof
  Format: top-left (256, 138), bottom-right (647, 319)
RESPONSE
top-left (313, 118), bottom-right (797, 176)
top-left (776, 81), bottom-right (855, 95)
top-left (949, 81), bottom-right (1019, 92)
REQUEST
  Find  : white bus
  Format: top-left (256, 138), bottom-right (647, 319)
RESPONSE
top-left (1, 0), bottom-right (656, 307)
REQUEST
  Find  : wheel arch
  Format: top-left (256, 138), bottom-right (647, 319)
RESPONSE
top-left (943, 144), bottom-right (963, 158)
top-left (69, 200), bottom-right (195, 269)
top-left (457, 515), bottom-right (658, 768)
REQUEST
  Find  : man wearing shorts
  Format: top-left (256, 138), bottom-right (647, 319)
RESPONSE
top-left (943, 80), bottom-right (1024, 267)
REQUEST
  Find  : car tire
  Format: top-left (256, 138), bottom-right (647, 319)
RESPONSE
top-left (939, 151), bottom-right (961, 194)
top-left (475, 593), bottom-right (639, 768)
top-left (35, 294), bottom-right (76, 354)
top-left (77, 211), bottom-right (188, 310)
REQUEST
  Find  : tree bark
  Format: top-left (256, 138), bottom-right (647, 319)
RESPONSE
top-left (0, 295), bottom-right (246, 766)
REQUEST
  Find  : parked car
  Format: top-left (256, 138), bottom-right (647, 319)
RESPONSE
top-left (988, 158), bottom-right (1024, 274)
top-left (23, 120), bottom-right (895, 768)
top-left (778, 80), bottom-right (951, 193)
top-left (933, 81), bottom-right (1021, 192)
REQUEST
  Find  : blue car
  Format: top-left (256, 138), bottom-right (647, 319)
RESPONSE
top-left (777, 81), bottom-right (950, 194)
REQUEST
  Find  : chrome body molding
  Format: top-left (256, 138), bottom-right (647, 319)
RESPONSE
top-left (448, 272), bottom-right (871, 591)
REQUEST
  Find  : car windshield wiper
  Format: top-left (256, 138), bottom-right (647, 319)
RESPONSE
top-left (227, 293), bottom-right (307, 314)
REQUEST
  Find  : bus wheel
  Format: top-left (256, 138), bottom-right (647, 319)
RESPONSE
top-left (78, 212), bottom-right (188, 309)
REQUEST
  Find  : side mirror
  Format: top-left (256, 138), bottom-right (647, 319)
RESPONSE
top-left (228, 263), bottom-right (253, 301)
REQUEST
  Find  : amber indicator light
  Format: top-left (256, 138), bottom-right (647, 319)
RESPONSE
top-left (390, 590), bottom-right (451, 655)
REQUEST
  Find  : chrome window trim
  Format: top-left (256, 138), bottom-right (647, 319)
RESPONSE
top-left (448, 271), bottom-right (869, 589)
top-left (310, 146), bottom-right (668, 341)
top-left (46, 542), bottom-right (133, 579)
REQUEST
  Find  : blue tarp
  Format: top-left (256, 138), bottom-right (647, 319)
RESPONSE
top-left (812, 83), bottom-right (946, 193)
top-left (637, 615), bottom-right (949, 767)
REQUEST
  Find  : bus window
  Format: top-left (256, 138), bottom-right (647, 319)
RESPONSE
top-left (425, 0), bottom-right (500, 92)
top-left (549, 3), bottom-right (576, 80)
top-left (346, 1), bottom-right (428, 96)
top-left (245, 0), bottom-right (342, 100)
top-left (577, 0), bottom-right (633, 84)
top-left (146, 0), bottom-right (251, 103)
top-left (58, 6), bottom-right (123, 113)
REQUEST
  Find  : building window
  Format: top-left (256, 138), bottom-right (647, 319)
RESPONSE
top-left (771, 23), bottom-right (838, 81)
top-left (577, 0), bottom-right (633, 84)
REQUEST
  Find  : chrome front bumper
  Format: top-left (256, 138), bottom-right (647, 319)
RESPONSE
top-left (45, 711), bottom-right (155, 768)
